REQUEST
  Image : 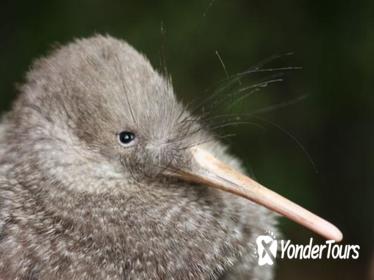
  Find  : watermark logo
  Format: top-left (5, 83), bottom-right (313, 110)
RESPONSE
top-left (255, 232), bottom-right (360, 266)
top-left (256, 235), bottom-right (278, 265)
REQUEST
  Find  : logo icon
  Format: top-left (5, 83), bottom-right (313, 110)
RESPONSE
top-left (256, 235), bottom-right (278, 266)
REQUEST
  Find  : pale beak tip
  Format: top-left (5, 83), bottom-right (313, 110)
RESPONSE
top-left (320, 220), bottom-right (343, 242)
top-left (331, 226), bottom-right (343, 242)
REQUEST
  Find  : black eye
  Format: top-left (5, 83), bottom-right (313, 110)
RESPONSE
top-left (118, 131), bottom-right (136, 146)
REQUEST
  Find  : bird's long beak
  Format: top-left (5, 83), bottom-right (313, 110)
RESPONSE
top-left (176, 147), bottom-right (343, 242)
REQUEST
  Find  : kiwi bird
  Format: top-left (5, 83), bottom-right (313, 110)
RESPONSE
top-left (0, 35), bottom-right (342, 280)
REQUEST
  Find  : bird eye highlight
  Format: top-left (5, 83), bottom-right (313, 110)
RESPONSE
top-left (118, 131), bottom-right (136, 146)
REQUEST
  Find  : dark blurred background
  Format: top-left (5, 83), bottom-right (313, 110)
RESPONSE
top-left (0, 1), bottom-right (373, 279)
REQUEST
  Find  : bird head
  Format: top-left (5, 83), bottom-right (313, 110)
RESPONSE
top-left (7, 35), bottom-right (342, 242)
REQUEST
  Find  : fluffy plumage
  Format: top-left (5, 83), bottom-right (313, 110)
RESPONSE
top-left (0, 35), bottom-right (276, 280)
